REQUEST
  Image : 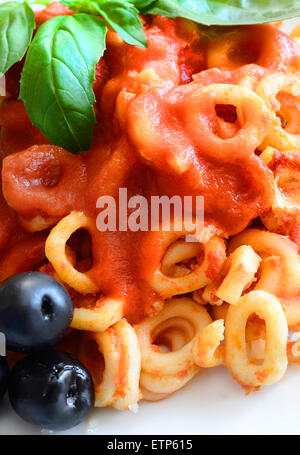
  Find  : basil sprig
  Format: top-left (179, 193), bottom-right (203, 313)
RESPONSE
top-left (0, 1), bottom-right (35, 76)
top-left (134, 0), bottom-right (300, 26)
top-left (20, 13), bottom-right (107, 153)
top-left (62, 0), bottom-right (147, 47)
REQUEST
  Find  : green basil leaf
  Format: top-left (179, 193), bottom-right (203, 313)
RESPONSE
top-left (62, 0), bottom-right (147, 48)
top-left (20, 13), bottom-right (107, 154)
top-left (133, 0), bottom-right (155, 7)
top-left (97, 0), bottom-right (147, 48)
top-left (136, 0), bottom-right (300, 26)
top-left (60, 0), bottom-right (101, 15)
top-left (0, 1), bottom-right (35, 76)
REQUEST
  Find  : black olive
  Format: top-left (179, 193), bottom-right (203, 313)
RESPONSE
top-left (8, 350), bottom-right (95, 431)
top-left (0, 356), bottom-right (9, 401)
top-left (0, 272), bottom-right (73, 353)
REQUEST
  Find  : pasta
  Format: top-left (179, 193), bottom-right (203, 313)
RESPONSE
top-left (225, 290), bottom-right (288, 388)
top-left (79, 319), bottom-right (141, 410)
top-left (135, 297), bottom-right (212, 394)
top-left (45, 211), bottom-right (99, 294)
top-left (1, 4), bottom-right (300, 412)
top-left (256, 73), bottom-right (300, 150)
top-left (151, 227), bottom-right (226, 298)
top-left (202, 245), bottom-right (262, 306)
top-left (228, 229), bottom-right (300, 328)
top-left (71, 297), bottom-right (124, 333)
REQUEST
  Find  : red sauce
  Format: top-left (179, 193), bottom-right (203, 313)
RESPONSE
top-left (1, 4), bottom-right (299, 322)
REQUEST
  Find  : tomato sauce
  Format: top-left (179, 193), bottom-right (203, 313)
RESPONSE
top-left (1, 4), bottom-right (299, 322)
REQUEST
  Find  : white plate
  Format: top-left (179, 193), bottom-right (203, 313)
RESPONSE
top-left (1, 364), bottom-right (300, 435)
top-left (0, 4), bottom-right (299, 435)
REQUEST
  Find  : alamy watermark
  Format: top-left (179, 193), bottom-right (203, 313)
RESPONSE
top-left (96, 188), bottom-right (204, 242)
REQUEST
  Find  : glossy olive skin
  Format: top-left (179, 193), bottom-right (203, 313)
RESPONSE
top-left (8, 350), bottom-right (95, 431)
top-left (0, 272), bottom-right (73, 353)
top-left (0, 357), bottom-right (9, 401)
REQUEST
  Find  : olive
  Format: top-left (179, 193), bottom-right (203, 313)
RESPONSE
top-left (0, 272), bottom-right (73, 353)
top-left (0, 356), bottom-right (9, 401)
top-left (8, 350), bottom-right (95, 431)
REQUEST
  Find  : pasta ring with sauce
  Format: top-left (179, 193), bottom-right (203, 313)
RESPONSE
top-left (256, 73), bottom-right (300, 150)
top-left (152, 318), bottom-right (195, 352)
top-left (140, 365), bottom-right (199, 395)
top-left (225, 290), bottom-right (288, 388)
top-left (71, 297), bottom-right (124, 332)
top-left (207, 25), bottom-right (299, 72)
top-left (211, 303), bottom-right (267, 365)
top-left (202, 245), bottom-right (261, 306)
top-left (259, 146), bottom-right (300, 238)
top-left (152, 232), bottom-right (226, 299)
top-left (287, 333), bottom-right (300, 364)
top-left (228, 229), bottom-right (300, 327)
top-left (192, 319), bottom-right (225, 368)
top-left (183, 83), bottom-right (273, 158)
top-left (141, 318), bottom-right (198, 399)
top-left (135, 297), bottom-right (211, 381)
top-left (18, 214), bottom-right (61, 233)
top-left (140, 387), bottom-right (172, 402)
top-left (45, 211), bottom-right (99, 294)
top-left (80, 319), bottom-right (141, 410)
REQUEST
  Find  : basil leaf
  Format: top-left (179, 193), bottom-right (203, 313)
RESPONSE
top-left (133, 0), bottom-right (155, 7)
top-left (136, 0), bottom-right (300, 26)
top-left (60, 0), bottom-right (100, 15)
top-left (20, 13), bottom-right (107, 154)
top-left (0, 1), bottom-right (35, 76)
top-left (62, 0), bottom-right (147, 48)
top-left (97, 0), bottom-right (147, 48)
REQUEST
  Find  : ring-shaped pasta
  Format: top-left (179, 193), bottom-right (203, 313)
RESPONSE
top-left (207, 34), bottom-right (252, 70)
top-left (160, 240), bottom-right (201, 277)
top-left (228, 229), bottom-right (300, 299)
top-left (287, 335), bottom-right (300, 364)
top-left (200, 282), bottom-right (223, 306)
top-left (183, 84), bottom-right (272, 158)
top-left (207, 25), bottom-right (300, 72)
top-left (151, 317), bottom-right (195, 351)
top-left (260, 147), bottom-right (300, 236)
top-left (202, 245), bottom-right (261, 306)
top-left (211, 304), bottom-right (267, 365)
top-left (140, 365), bottom-right (199, 395)
top-left (256, 73), bottom-right (300, 150)
top-left (229, 231), bottom-right (300, 328)
top-left (152, 233), bottom-right (226, 299)
top-left (192, 319), bottom-right (225, 368)
top-left (215, 245), bottom-right (261, 305)
top-left (225, 290), bottom-right (288, 388)
top-left (80, 319), bottom-right (141, 410)
top-left (139, 301), bottom-right (202, 395)
top-left (71, 297), bottom-right (124, 332)
top-left (45, 211), bottom-right (99, 294)
top-left (256, 73), bottom-right (300, 111)
top-left (140, 386), bottom-right (171, 402)
top-left (135, 297), bottom-right (212, 377)
top-left (18, 214), bottom-right (61, 232)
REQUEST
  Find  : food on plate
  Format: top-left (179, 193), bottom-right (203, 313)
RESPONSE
top-left (0, 0), bottom-right (300, 431)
